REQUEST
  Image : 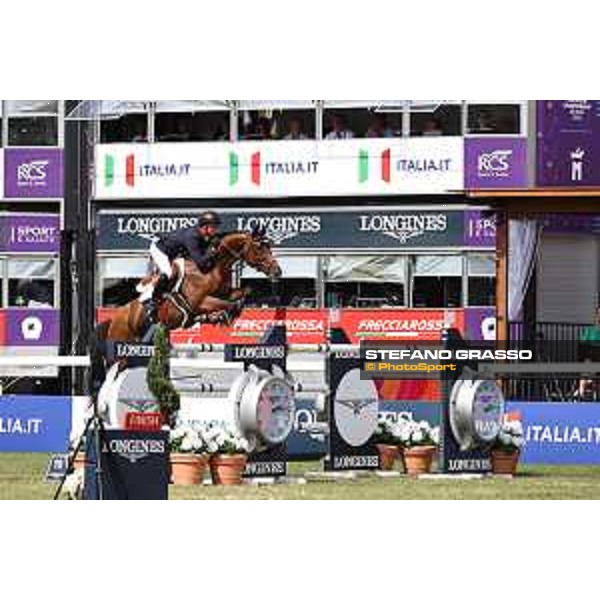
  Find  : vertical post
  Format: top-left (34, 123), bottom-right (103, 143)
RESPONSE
top-left (496, 209), bottom-right (509, 343)
top-left (64, 101), bottom-right (95, 396)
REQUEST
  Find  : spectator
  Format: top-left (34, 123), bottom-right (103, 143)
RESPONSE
top-left (474, 110), bottom-right (497, 133)
top-left (422, 117), bottom-right (444, 136)
top-left (284, 117), bottom-right (308, 140)
top-left (325, 113), bottom-right (355, 140)
top-left (365, 114), bottom-right (394, 138)
top-left (256, 117), bottom-right (274, 140)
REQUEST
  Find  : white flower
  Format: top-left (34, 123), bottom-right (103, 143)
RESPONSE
top-left (412, 430), bottom-right (424, 444)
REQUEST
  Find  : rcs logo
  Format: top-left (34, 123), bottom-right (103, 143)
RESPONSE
top-left (477, 150), bottom-right (512, 176)
top-left (17, 160), bottom-right (49, 183)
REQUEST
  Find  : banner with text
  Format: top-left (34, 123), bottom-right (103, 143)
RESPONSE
top-left (95, 139), bottom-right (465, 199)
top-left (537, 100), bottom-right (600, 187)
top-left (4, 148), bottom-right (64, 198)
top-left (97, 208), bottom-right (472, 251)
top-left (0, 396), bottom-right (71, 453)
top-left (506, 401), bottom-right (600, 464)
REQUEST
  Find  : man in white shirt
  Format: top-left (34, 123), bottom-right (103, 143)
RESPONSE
top-left (325, 113), bottom-right (355, 140)
top-left (284, 117), bottom-right (308, 140)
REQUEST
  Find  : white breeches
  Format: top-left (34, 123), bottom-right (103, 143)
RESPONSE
top-left (150, 242), bottom-right (173, 278)
top-left (138, 243), bottom-right (174, 302)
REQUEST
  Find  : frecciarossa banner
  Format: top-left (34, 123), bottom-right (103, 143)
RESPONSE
top-left (95, 308), bottom-right (491, 345)
top-left (95, 139), bottom-right (464, 199)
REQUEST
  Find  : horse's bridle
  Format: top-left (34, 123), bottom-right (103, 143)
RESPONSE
top-left (217, 233), bottom-right (273, 273)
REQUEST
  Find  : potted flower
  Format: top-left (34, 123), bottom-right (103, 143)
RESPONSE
top-left (491, 419), bottom-right (525, 476)
top-left (169, 424), bottom-right (210, 486)
top-left (205, 424), bottom-right (250, 486)
top-left (374, 416), bottom-right (399, 471)
top-left (397, 417), bottom-right (440, 476)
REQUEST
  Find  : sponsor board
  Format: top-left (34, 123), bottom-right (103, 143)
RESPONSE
top-left (506, 401), bottom-right (600, 464)
top-left (97, 208), bottom-right (468, 251)
top-left (0, 309), bottom-right (60, 346)
top-left (98, 308), bottom-right (474, 346)
top-left (339, 309), bottom-right (465, 343)
top-left (465, 137), bottom-right (528, 189)
top-left (4, 148), bottom-right (64, 198)
top-left (84, 430), bottom-right (169, 500)
top-left (95, 139), bottom-right (465, 199)
top-left (537, 100), bottom-right (600, 187)
top-left (0, 214), bottom-right (60, 253)
top-left (0, 396), bottom-right (71, 453)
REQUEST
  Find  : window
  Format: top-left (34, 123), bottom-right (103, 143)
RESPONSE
top-left (101, 114), bottom-right (148, 143)
top-left (8, 259), bottom-right (57, 307)
top-left (467, 103), bottom-right (521, 134)
top-left (325, 255), bottom-right (406, 308)
top-left (468, 254), bottom-right (496, 306)
top-left (156, 111), bottom-right (230, 142)
top-left (99, 256), bottom-right (150, 307)
top-left (412, 255), bottom-right (462, 308)
top-left (4, 100), bottom-right (60, 146)
top-left (241, 255), bottom-right (317, 308)
top-left (323, 103), bottom-right (401, 139)
top-left (8, 117), bottom-right (58, 146)
top-left (237, 102), bottom-right (315, 141)
top-left (410, 102), bottom-right (461, 136)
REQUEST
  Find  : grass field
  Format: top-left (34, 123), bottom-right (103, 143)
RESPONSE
top-left (1, 454), bottom-right (600, 500)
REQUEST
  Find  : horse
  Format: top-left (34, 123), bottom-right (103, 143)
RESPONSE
top-left (94, 230), bottom-right (281, 347)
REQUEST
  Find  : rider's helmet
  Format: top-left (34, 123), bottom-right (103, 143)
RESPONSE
top-left (198, 211), bottom-right (222, 229)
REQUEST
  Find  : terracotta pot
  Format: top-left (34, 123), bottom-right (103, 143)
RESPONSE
top-left (170, 454), bottom-right (208, 486)
top-left (376, 444), bottom-right (399, 471)
top-left (210, 454), bottom-right (248, 486)
top-left (491, 450), bottom-right (520, 476)
top-left (397, 446), bottom-right (406, 473)
top-left (403, 446), bottom-right (436, 476)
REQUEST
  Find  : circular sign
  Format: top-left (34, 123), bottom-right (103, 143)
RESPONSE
top-left (255, 377), bottom-right (295, 446)
top-left (233, 367), bottom-right (296, 448)
top-left (450, 375), bottom-right (505, 451)
top-left (333, 368), bottom-right (379, 447)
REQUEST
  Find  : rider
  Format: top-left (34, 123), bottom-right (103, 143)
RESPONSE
top-left (141, 211), bottom-right (222, 325)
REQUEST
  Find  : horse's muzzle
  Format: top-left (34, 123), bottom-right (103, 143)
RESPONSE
top-left (269, 264), bottom-right (282, 280)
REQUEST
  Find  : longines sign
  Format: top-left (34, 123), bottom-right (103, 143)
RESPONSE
top-left (97, 209), bottom-right (468, 251)
top-left (94, 138), bottom-right (464, 199)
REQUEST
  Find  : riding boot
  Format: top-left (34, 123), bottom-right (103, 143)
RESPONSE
top-left (141, 297), bottom-right (159, 331)
top-left (155, 273), bottom-right (171, 295)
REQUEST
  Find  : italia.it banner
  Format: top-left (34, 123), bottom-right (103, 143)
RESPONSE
top-left (95, 139), bottom-right (465, 199)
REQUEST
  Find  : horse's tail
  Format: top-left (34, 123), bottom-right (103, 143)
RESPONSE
top-left (88, 320), bottom-right (111, 397)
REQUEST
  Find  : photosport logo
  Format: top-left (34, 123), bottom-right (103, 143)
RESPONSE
top-left (16, 160), bottom-right (49, 189)
top-left (229, 151), bottom-right (319, 187)
top-left (104, 154), bottom-right (191, 188)
top-left (358, 148), bottom-right (392, 183)
top-left (477, 149), bottom-right (513, 179)
top-left (571, 148), bottom-right (585, 182)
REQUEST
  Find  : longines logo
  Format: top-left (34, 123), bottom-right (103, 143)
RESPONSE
top-left (357, 213), bottom-right (447, 244)
top-left (117, 216), bottom-right (198, 242)
top-left (104, 438), bottom-right (166, 464)
top-left (236, 215), bottom-right (321, 245)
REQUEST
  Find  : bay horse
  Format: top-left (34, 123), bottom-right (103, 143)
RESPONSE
top-left (94, 230), bottom-right (281, 346)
